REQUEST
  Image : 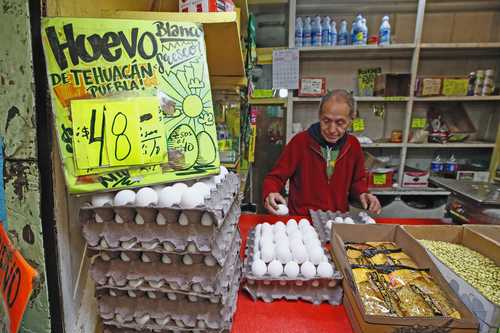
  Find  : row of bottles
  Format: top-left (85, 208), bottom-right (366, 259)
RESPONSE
top-left (431, 155), bottom-right (458, 176)
top-left (295, 14), bottom-right (391, 48)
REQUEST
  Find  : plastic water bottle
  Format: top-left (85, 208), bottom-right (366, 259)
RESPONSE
top-left (445, 155), bottom-right (458, 175)
top-left (353, 14), bottom-right (364, 45)
top-left (350, 20), bottom-right (356, 44)
top-left (379, 15), bottom-right (391, 45)
top-left (321, 16), bottom-right (331, 46)
top-left (361, 18), bottom-right (368, 45)
top-left (295, 17), bottom-right (303, 48)
top-left (430, 155), bottom-right (444, 175)
top-left (338, 19), bottom-right (349, 46)
top-left (330, 20), bottom-right (337, 46)
top-left (303, 16), bottom-right (312, 47)
top-left (311, 15), bottom-right (322, 47)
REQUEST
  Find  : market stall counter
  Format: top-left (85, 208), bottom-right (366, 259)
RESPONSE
top-left (232, 214), bottom-right (447, 333)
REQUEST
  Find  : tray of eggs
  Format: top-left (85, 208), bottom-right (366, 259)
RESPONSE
top-left (310, 210), bottom-right (376, 245)
top-left (242, 219), bottom-right (343, 305)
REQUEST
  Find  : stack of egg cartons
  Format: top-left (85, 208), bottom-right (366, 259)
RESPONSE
top-left (243, 218), bottom-right (343, 304)
top-left (80, 167), bottom-right (242, 332)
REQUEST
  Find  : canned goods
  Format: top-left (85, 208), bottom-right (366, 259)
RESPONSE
top-left (474, 70), bottom-right (485, 96)
top-left (481, 69), bottom-right (495, 96)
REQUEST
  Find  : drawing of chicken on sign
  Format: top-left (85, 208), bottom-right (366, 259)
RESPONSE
top-left (0, 223), bottom-right (38, 333)
top-left (41, 18), bottom-right (221, 194)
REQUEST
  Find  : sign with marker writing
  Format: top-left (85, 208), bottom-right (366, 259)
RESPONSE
top-left (352, 118), bottom-right (366, 132)
top-left (42, 17), bottom-right (220, 193)
top-left (0, 224), bottom-right (38, 333)
top-left (411, 117), bottom-right (427, 129)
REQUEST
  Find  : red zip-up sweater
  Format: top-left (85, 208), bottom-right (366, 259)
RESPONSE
top-left (262, 131), bottom-right (368, 216)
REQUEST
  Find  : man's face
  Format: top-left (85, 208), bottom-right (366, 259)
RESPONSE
top-left (319, 98), bottom-right (352, 144)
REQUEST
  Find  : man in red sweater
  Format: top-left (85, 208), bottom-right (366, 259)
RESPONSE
top-left (263, 89), bottom-right (381, 216)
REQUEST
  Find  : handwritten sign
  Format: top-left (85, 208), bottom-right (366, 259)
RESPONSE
top-left (373, 173), bottom-right (387, 185)
top-left (0, 224), bottom-right (37, 333)
top-left (352, 118), bottom-right (366, 132)
top-left (411, 117), bottom-right (427, 129)
top-left (42, 17), bottom-right (220, 193)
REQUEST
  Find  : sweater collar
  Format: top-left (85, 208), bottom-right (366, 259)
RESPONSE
top-left (307, 122), bottom-right (348, 150)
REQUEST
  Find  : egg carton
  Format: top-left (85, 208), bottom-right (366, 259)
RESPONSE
top-left (103, 325), bottom-right (229, 333)
top-left (242, 228), bottom-right (343, 305)
top-left (90, 230), bottom-right (241, 295)
top-left (309, 209), bottom-right (373, 245)
top-left (81, 198), bottom-right (241, 265)
top-left (97, 276), bottom-right (239, 331)
top-left (84, 173), bottom-right (240, 225)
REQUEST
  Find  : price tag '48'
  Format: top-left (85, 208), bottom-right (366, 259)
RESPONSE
top-left (71, 97), bottom-right (167, 171)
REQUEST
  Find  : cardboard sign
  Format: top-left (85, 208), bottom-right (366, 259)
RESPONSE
top-left (42, 17), bottom-right (220, 193)
top-left (352, 118), bottom-right (365, 132)
top-left (411, 117), bottom-right (427, 129)
top-left (0, 224), bottom-right (37, 333)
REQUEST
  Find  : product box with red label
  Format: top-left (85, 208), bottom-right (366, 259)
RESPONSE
top-left (403, 167), bottom-right (429, 188)
top-left (298, 77), bottom-right (327, 97)
top-left (179, 0), bottom-right (235, 12)
top-left (367, 168), bottom-right (394, 188)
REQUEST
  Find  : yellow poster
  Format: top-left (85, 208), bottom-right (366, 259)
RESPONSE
top-left (42, 17), bottom-right (220, 193)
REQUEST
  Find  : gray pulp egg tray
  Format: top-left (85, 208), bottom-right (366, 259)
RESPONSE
top-left (81, 196), bottom-right (241, 266)
top-left (96, 258), bottom-right (240, 332)
top-left (103, 326), bottom-right (229, 333)
top-left (242, 228), bottom-right (343, 305)
top-left (309, 209), bottom-right (367, 245)
top-left (90, 229), bottom-right (241, 297)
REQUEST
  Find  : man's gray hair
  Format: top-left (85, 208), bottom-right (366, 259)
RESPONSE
top-left (319, 89), bottom-right (356, 119)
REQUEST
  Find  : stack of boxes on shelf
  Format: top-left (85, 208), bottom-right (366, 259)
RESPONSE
top-left (79, 172), bottom-right (242, 332)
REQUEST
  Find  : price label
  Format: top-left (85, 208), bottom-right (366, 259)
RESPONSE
top-left (352, 118), bottom-right (365, 132)
top-left (411, 117), bottom-right (427, 129)
top-left (373, 173), bottom-right (387, 185)
top-left (71, 97), bottom-right (166, 170)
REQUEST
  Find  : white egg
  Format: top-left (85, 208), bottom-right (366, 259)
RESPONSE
top-left (334, 217), bottom-right (344, 224)
top-left (326, 220), bottom-right (333, 230)
top-left (302, 231), bottom-right (319, 244)
top-left (135, 187), bottom-right (159, 207)
top-left (261, 222), bottom-right (272, 233)
top-left (252, 259), bottom-right (267, 277)
top-left (191, 182), bottom-right (211, 198)
top-left (113, 190), bottom-right (136, 206)
top-left (308, 246), bottom-right (324, 265)
top-left (366, 217), bottom-right (376, 224)
top-left (180, 187), bottom-right (204, 209)
top-left (267, 260), bottom-right (284, 277)
top-left (288, 228), bottom-right (302, 239)
top-left (261, 245), bottom-right (275, 263)
top-left (286, 219), bottom-right (298, 231)
top-left (273, 228), bottom-right (288, 240)
top-left (172, 182), bottom-right (189, 192)
top-left (304, 237), bottom-right (322, 249)
top-left (254, 250), bottom-right (261, 260)
top-left (275, 204), bottom-right (289, 216)
top-left (260, 236), bottom-right (273, 249)
top-left (201, 212), bottom-right (214, 226)
top-left (91, 193), bottom-right (114, 207)
top-left (292, 245), bottom-right (308, 264)
top-left (201, 177), bottom-right (217, 190)
top-left (255, 224), bottom-right (262, 237)
top-left (344, 217), bottom-right (354, 224)
top-left (219, 165), bottom-right (229, 179)
top-left (289, 237), bottom-right (304, 250)
top-left (158, 186), bottom-right (182, 207)
top-left (284, 261), bottom-right (300, 278)
top-left (275, 244), bottom-right (293, 264)
top-left (273, 221), bottom-right (286, 233)
top-left (321, 255), bottom-right (329, 262)
top-left (287, 218), bottom-right (297, 225)
top-left (178, 212), bottom-right (190, 226)
top-left (261, 229), bottom-right (274, 242)
top-left (298, 218), bottom-right (310, 230)
top-left (317, 262), bottom-right (334, 278)
top-left (300, 261), bottom-right (317, 279)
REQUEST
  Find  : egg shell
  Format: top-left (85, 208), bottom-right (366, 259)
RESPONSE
top-left (91, 193), bottom-right (114, 207)
top-left (344, 217), bottom-right (355, 224)
top-left (276, 204), bottom-right (289, 216)
top-left (334, 217), bottom-right (344, 223)
top-left (260, 231), bottom-right (274, 243)
top-left (200, 212), bottom-right (214, 226)
top-left (260, 238), bottom-right (274, 251)
top-left (135, 187), bottom-right (159, 207)
top-left (275, 244), bottom-right (293, 264)
top-left (326, 220), bottom-right (333, 230)
top-left (284, 261), bottom-right (300, 278)
top-left (252, 259), bottom-right (267, 277)
top-left (191, 182), bottom-right (211, 198)
top-left (172, 183), bottom-right (189, 192)
top-left (308, 246), bottom-right (324, 265)
top-left (298, 218), bottom-right (310, 230)
top-left (273, 235), bottom-right (289, 249)
top-left (273, 221), bottom-right (286, 233)
top-left (300, 261), bottom-right (317, 279)
top-left (113, 190), bottom-right (136, 206)
top-left (219, 165), bottom-right (229, 178)
top-left (286, 219), bottom-right (298, 229)
top-left (254, 250), bottom-right (261, 261)
top-left (255, 224), bottom-right (262, 237)
top-left (302, 231), bottom-right (319, 243)
top-left (180, 187), bottom-right (204, 209)
top-left (292, 245), bottom-right (308, 264)
top-left (289, 238), bottom-right (304, 251)
top-left (317, 262), bottom-right (334, 278)
top-left (366, 217), bottom-right (376, 224)
top-left (201, 177), bottom-right (217, 190)
top-left (288, 229), bottom-right (302, 240)
top-left (267, 260), bottom-right (284, 277)
top-left (261, 245), bottom-right (275, 263)
top-left (304, 238), bottom-right (322, 250)
top-left (273, 229), bottom-right (288, 241)
top-left (158, 186), bottom-right (182, 207)
top-left (261, 222), bottom-right (272, 233)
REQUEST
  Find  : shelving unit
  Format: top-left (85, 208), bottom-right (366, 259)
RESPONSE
top-left (286, 0), bottom-right (500, 192)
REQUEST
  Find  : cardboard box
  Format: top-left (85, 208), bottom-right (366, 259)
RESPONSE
top-left (179, 0), bottom-right (234, 12)
top-left (403, 225), bottom-right (500, 331)
top-left (367, 168), bottom-right (394, 188)
top-left (442, 77), bottom-right (469, 96)
top-left (374, 73), bottom-right (411, 97)
top-left (403, 167), bottom-right (430, 188)
top-left (464, 225), bottom-right (500, 245)
top-left (330, 224), bottom-right (479, 333)
top-left (298, 77), bottom-right (327, 97)
top-left (416, 77), bottom-right (443, 96)
top-left (456, 170), bottom-right (490, 182)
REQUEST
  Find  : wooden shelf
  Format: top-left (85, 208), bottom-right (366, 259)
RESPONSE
top-left (414, 96), bottom-right (500, 102)
top-left (420, 42), bottom-right (500, 58)
top-left (293, 96), bottom-right (409, 102)
top-left (370, 187), bottom-right (450, 196)
top-left (407, 142), bottom-right (496, 148)
top-left (299, 44), bottom-right (415, 59)
top-left (113, 10), bottom-right (246, 78)
top-left (249, 98), bottom-right (287, 105)
top-left (362, 143), bottom-right (403, 148)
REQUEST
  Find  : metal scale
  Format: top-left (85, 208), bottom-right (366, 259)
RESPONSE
top-left (430, 177), bottom-right (500, 224)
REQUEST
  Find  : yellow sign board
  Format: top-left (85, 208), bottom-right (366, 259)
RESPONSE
top-left (42, 17), bottom-right (220, 193)
top-left (352, 118), bottom-right (366, 132)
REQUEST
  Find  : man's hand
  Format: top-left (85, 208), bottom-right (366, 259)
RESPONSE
top-left (264, 192), bottom-right (287, 215)
top-left (360, 193), bottom-right (382, 215)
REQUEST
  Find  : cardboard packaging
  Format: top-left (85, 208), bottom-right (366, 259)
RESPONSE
top-left (298, 77), bottom-right (327, 97)
top-left (442, 77), bottom-right (469, 96)
top-left (402, 167), bottom-right (430, 188)
top-left (179, 0), bottom-right (234, 12)
top-left (456, 170), bottom-right (490, 182)
top-left (330, 224), bottom-right (479, 333)
top-left (416, 77), bottom-right (443, 96)
top-left (403, 225), bottom-right (500, 333)
top-left (465, 225), bottom-right (500, 243)
top-left (374, 73), bottom-right (411, 97)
